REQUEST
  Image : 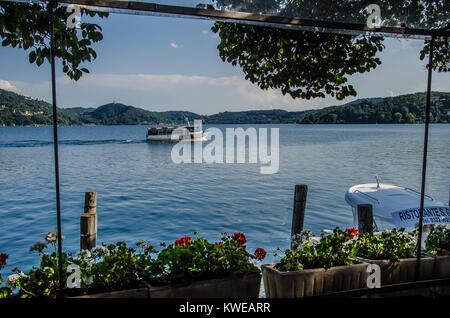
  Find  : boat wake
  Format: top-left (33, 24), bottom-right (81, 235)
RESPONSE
top-left (0, 139), bottom-right (146, 148)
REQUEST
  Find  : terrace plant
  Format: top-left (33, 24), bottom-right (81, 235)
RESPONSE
top-left (73, 241), bottom-right (158, 294)
top-left (424, 225), bottom-right (450, 256)
top-left (8, 231), bottom-right (265, 297)
top-left (11, 231), bottom-right (75, 298)
top-left (275, 227), bottom-right (359, 272)
top-left (262, 227), bottom-right (368, 298)
top-left (11, 232), bottom-right (158, 298)
top-left (350, 228), bottom-right (417, 263)
top-left (149, 232), bottom-right (265, 286)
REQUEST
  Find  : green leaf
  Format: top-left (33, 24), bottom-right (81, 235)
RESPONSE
top-left (29, 51), bottom-right (37, 64)
top-left (1, 38), bottom-right (11, 47)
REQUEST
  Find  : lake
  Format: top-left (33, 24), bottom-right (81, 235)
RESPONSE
top-left (0, 124), bottom-right (449, 275)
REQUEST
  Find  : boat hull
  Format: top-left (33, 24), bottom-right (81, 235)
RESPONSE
top-left (147, 130), bottom-right (209, 142)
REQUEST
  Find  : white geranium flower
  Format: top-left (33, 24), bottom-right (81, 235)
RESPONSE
top-left (91, 245), bottom-right (110, 257)
top-left (6, 274), bottom-right (20, 289)
top-left (77, 249), bottom-right (92, 259)
top-left (45, 231), bottom-right (65, 243)
top-left (45, 231), bottom-right (57, 242)
top-left (309, 236), bottom-right (321, 245)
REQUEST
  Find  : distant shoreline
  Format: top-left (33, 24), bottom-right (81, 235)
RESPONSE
top-left (2, 122), bottom-right (449, 128)
top-left (1, 89), bottom-right (449, 126)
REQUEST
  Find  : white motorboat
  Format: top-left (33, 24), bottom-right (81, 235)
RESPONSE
top-left (146, 119), bottom-right (209, 142)
top-left (345, 176), bottom-right (449, 230)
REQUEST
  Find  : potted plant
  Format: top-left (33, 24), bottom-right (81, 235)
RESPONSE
top-left (8, 231), bottom-right (265, 298)
top-left (9, 232), bottom-right (156, 298)
top-left (146, 232), bottom-right (265, 298)
top-left (350, 228), bottom-right (435, 286)
top-left (424, 225), bottom-right (450, 279)
top-left (72, 240), bottom-right (157, 298)
top-left (262, 228), bottom-right (369, 298)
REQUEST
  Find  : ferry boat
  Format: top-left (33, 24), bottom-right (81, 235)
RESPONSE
top-left (345, 175), bottom-right (449, 230)
top-left (146, 119), bottom-right (209, 142)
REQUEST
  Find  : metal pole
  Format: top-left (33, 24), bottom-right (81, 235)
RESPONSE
top-left (416, 35), bottom-right (435, 281)
top-left (49, 1), bottom-right (65, 298)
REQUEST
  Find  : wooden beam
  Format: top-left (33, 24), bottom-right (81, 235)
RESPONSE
top-left (44, 0), bottom-right (449, 37)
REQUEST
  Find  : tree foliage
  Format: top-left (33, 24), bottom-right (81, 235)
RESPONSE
top-left (0, 2), bottom-right (108, 81)
top-left (211, 0), bottom-right (449, 100)
top-left (212, 23), bottom-right (384, 100)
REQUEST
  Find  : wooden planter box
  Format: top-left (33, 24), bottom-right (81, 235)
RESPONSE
top-left (351, 256), bottom-right (437, 297)
top-left (261, 263), bottom-right (369, 298)
top-left (73, 288), bottom-right (149, 298)
top-left (430, 255), bottom-right (450, 297)
top-left (434, 255), bottom-right (450, 279)
top-left (355, 257), bottom-right (435, 285)
top-left (146, 274), bottom-right (261, 298)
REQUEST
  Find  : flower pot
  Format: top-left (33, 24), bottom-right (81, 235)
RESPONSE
top-left (354, 257), bottom-right (435, 285)
top-left (261, 263), bottom-right (369, 298)
top-left (433, 255), bottom-right (450, 279)
top-left (73, 287), bottom-right (149, 298)
top-left (146, 274), bottom-right (261, 298)
top-left (430, 255), bottom-right (450, 297)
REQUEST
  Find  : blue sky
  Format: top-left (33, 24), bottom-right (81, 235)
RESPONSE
top-left (0, 8), bottom-right (449, 115)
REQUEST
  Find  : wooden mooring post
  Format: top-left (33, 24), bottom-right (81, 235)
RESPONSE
top-left (291, 184), bottom-right (307, 250)
top-left (80, 191), bottom-right (97, 250)
top-left (357, 204), bottom-right (373, 236)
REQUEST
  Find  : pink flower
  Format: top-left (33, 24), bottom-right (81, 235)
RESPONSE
top-left (345, 227), bottom-right (359, 240)
top-left (0, 253), bottom-right (8, 267)
top-left (254, 248), bottom-right (266, 260)
top-left (231, 233), bottom-right (246, 245)
top-left (174, 236), bottom-right (192, 247)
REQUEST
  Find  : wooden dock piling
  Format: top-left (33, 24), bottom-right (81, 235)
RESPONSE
top-left (357, 204), bottom-right (373, 235)
top-left (291, 184), bottom-right (307, 250)
top-left (80, 191), bottom-right (98, 250)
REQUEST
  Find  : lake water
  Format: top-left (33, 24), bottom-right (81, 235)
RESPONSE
top-left (0, 124), bottom-right (449, 275)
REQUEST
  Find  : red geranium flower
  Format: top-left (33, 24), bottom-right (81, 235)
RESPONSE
top-left (231, 233), bottom-right (246, 245)
top-left (254, 248), bottom-right (266, 261)
top-left (174, 236), bottom-right (192, 247)
top-left (345, 227), bottom-right (359, 240)
top-left (215, 242), bottom-right (223, 245)
top-left (0, 253), bottom-right (8, 266)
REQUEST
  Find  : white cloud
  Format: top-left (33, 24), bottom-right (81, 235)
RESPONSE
top-left (387, 90), bottom-right (396, 97)
top-left (170, 42), bottom-right (178, 48)
top-left (1, 73), bottom-right (335, 113)
top-left (0, 79), bottom-right (20, 93)
top-left (201, 29), bottom-right (219, 39)
top-left (61, 73), bottom-right (327, 112)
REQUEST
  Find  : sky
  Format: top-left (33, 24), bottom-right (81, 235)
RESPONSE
top-left (0, 7), bottom-right (449, 115)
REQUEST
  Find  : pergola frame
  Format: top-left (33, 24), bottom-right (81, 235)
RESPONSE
top-left (3, 0), bottom-right (448, 298)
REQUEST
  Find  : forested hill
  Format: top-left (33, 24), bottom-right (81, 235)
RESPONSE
top-left (0, 88), bottom-right (448, 126)
top-left (300, 92), bottom-right (450, 124)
